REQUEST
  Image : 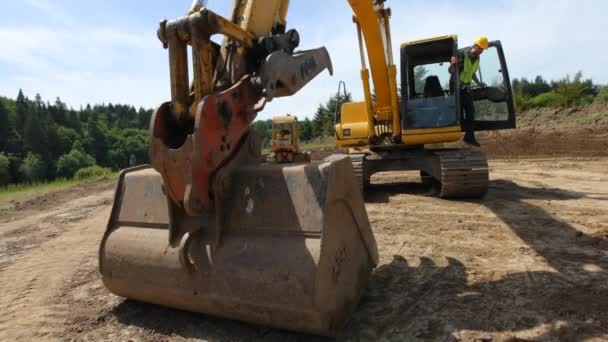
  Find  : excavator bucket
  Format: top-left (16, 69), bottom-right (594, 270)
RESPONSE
top-left (99, 155), bottom-right (378, 336)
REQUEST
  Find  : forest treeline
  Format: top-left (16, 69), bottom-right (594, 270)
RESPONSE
top-left (0, 90), bottom-right (152, 186)
top-left (1, 71), bottom-right (606, 186)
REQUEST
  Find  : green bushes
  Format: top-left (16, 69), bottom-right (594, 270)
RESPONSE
top-left (512, 71), bottom-right (600, 110)
top-left (19, 153), bottom-right (46, 183)
top-left (596, 86), bottom-right (608, 103)
top-left (0, 153), bottom-right (10, 186)
top-left (56, 141), bottom-right (96, 178)
top-left (528, 91), bottom-right (562, 108)
top-left (74, 165), bottom-right (113, 180)
top-left (551, 72), bottom-right (596, 107)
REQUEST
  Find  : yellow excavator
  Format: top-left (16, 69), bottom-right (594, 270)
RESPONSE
top-left (99, 0), bottom-right (377, 337)
top-left (333, 0), bottom-right (516, 197)
top-left (268, 114), bottom-right (311, 163)
top-left (98, 0), bottom-right (515, 337)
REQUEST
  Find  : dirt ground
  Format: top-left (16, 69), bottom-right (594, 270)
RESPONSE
top-left (1, 155), bottom-right (606, 342)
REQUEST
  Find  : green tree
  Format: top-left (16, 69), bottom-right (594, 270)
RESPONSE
top-left (0, 100), bottom-right (9, 151)
top-left (138, 107), bottom-right (153, 129)
top-left (313, 91), bottom-right (352, 137)
top-left (15, 89), bottom-right (28, 132)
top-left (552, 71), bottom-right (596, 107)
top-left (0, 153), bottom-right (10, 186)
top-left (252, 119), bottom-right (272, 149)
top-left (55, 126), bottom-right (81, 157)
top-left (49, 97), bottom-right (68, 125)
top-left (86, 112), bottom-right (109, 165)
top-left (66, 110), bottom-right (83, 133)
top-left (596, 85), bottom-right (608, 103)
top-left (22, 98), bottom-right (51, 180)
top-left (23, 111), bottom-right (49, 158)
top-left (19, 153), bottom-right (46, 183)
top-left (56, 143), bottom-right (96, 179)
top-left (300, 118), bottom-right (313, 142)
top-left (107, 128), bottom-right (148, 169)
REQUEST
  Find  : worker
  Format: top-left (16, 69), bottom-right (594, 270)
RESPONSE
top-left (449, 36), bottom-right (488, 147)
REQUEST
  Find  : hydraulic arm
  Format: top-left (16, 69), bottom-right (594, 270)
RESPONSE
top-left (99, 0), bottom-right (377, 337)
top-left (348, 0), bottom-right (401, 140)
top-left (150, 0), bottom-right (333, 217)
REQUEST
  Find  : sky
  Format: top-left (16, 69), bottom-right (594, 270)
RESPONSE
top-left (0, 0), bottom-right (606, 120)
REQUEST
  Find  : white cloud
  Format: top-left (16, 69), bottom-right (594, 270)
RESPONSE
top-left (23, 0), bottom-right (74, 25)
top-left (0, 25), bottom-right (166, 108)
top-left (260, 0), bottom-right (608, 120)
top-left (1, 0), bottom-right (606, 121)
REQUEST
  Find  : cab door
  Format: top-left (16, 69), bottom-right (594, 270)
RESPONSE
top-left (464, 40), bottom-right (516, 130)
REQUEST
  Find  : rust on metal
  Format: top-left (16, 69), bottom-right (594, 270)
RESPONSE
top-left (149, 76), bottom-right (261, 216)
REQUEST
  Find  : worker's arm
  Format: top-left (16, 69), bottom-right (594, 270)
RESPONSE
top-left (449, 55), bottom-right (460, 74)
top-left (472, 73), bottom-right (487, 87)
top-left (449, 50), bottom-right (464, 74)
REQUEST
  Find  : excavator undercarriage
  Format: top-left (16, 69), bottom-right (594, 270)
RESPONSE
top-left (328, 148), bottom-right (489, 198)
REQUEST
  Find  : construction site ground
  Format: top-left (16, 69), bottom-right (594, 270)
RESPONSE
top-left (1, 106), bottom-right (607, 341)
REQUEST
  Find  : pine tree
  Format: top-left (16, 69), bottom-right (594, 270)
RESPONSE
top-left (0, 100), bottom-right (9, 151)
top-left (15, 89), bottom-right (28, 132)
top-left (300, 118), bottom-right (313, 141)
top-left (51, 97), bottom-right (67, 125)
top-left (86, 112), bottom-right (108, 165)
top-left (0, 153), bottom-right (10, 186)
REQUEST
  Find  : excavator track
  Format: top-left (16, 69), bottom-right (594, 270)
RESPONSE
top-left (324, 153), bottom-right (367, 195)
top-left (347, 153), bottom-right (367, 196)
top-left (432, 149), bottom-right (489, 198)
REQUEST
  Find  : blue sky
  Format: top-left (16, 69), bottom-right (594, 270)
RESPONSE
top-left (1, 0), bottom-right (606, 120)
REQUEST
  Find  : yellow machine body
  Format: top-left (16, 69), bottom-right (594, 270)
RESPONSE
top-left (333, 1), bottom-right (516, 198)
top-left (270, 115), bottom-right (311, 163)
top-left (271, 115), bottom-right (300, 154)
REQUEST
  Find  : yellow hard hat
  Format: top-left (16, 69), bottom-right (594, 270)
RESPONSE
top-left (475, 36), bottom-right (489, 50)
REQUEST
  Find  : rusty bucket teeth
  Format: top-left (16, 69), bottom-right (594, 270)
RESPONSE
top-left (99, 157), bottom-right (377, 337)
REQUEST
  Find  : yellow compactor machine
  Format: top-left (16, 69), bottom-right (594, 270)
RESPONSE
top-left (332, 0), bottom-right (516, 197)
top-left (268, 114), bottom-right (311, 163)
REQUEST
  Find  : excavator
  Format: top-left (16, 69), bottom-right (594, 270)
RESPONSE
top-left (267, 114), bottom-right (311, 163)
top-left (332, 1), bottom-right (516, 197)
top-left (98, 0), bottom-right (515, 337)
top-left (99, 0), bottom-right (378, 337)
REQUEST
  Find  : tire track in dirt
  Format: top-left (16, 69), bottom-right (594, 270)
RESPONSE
top-left (0, 190), bottom-right (113, 341)
top-left (1, 158), bottom-right (607, 341)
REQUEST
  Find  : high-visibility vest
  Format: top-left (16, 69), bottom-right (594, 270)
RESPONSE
top-left (461, 52), bottom-right (480, 85)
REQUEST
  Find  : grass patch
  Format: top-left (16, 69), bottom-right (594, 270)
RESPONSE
top-left (302, 141), bottom-right (336, 150)
top-left (0, 172), bottom-right (118, 200)
top-left (262, 140), bottom-right (336, 155)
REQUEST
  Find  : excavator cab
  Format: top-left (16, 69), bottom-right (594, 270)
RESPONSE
top-left (402, 35), bottom-right (516, 137)
top-left (402, 36), bottom-right (460, 130)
